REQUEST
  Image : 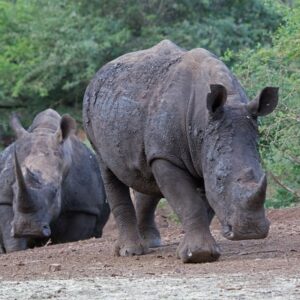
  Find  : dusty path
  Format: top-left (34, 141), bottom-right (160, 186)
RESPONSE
top-left (0, 207), bottom-right (300, 299)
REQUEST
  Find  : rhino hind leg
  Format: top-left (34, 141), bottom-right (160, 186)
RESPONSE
top-left (133, 191), bottom-right (161, 248)
top-left (152, 159), bottom-right (220, 263)
top-left (101, 167), bottom-right (147, 257)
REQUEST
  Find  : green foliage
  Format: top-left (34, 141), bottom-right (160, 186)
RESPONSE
top-left (0, 0), bottom-right (283, 137)
top-left (0, 0), bottom-right (129, 129)
top-left (98, 0), bottom-right (284, 57)
top-left (157, 198), bottom-right (180, 224)
top-left (232, 1), bottom-right (300, 207)
top-left (0, 0), bottom-right (297, 209)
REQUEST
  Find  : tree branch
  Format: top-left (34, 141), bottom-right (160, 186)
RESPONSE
top-left (0, 103), bottom-right (26, 109)
top-left (269, 172), bottom-right (300, 199)
top-left (286, 154), bottom-right (300, 165)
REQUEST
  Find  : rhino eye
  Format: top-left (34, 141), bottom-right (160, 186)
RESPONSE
top-left (50, 188), bottom-right (58, 197)
top-left (26, 169), bottom-right (42, 188)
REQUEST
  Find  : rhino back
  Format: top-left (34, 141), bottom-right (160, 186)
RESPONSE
top-left (61, 137), bottom-right (106, 216)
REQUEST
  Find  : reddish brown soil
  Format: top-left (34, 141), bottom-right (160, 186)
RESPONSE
top-left (0, 206), bottom-right (300, 281)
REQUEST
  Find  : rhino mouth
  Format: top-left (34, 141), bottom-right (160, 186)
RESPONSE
top-left (11, 224), bottom-right (51, 239)
top-left (222, 221), bottom-right (269, 241)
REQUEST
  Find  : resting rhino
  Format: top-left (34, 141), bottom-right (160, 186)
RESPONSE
top-left (83, 40), bottom-right (278, 263)
top-left (0, 109), bottom-right (109, 253)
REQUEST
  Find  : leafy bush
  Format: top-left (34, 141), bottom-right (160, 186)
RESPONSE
top-left (0, 0), bottom-right (284, 140)
top-left (0, 0), bottom-right (130, 134)
top-left (0, 0), bottom-right (297, 208)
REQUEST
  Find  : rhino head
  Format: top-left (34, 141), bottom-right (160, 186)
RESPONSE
top-left (10, 113), bottom-right (76, 239)
top-left (202, 84), bottom-right (278, 240)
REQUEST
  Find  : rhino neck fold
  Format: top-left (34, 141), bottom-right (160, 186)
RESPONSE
top-left (185, 86), bottom-right (209, 178)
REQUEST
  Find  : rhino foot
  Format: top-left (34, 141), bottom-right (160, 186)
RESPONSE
top-left (176, 232), bottom-right (220, 263)
top-left (114, 240), bottom-right (148, 257)
top-left (139, 226), bottom-right (161, 248)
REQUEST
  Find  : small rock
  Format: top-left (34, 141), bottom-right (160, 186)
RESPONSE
top-left (49, 263), bottom-right (62, 272)
top-left (145, 272), bottom-right (155, 275)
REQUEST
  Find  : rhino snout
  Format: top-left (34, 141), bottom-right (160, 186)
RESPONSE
top-left (41, 224), bottom-right (51, 237)
top-left (11, 222), bottom-right (51, 238)
top-left (222, 217), bottom-right (270, 241)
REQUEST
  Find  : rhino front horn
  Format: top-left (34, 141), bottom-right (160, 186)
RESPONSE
top-left (248, 174), bottom-right (267, 209)
top-left (14, 149), bottom-right (34, 212)
top-left (14, 149), bottom-right (27, 193)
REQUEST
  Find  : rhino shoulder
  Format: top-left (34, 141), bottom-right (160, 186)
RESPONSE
top-left (67, 136), bottom-right (100, 186)
top-left (109, 39), bottom-right (184, 66)
top-left (149, 39), bottom-right (184, 55)
top-left (62, 137), bottom-right (103, 214)
top-left (183, 48), bottom-right (242, 98)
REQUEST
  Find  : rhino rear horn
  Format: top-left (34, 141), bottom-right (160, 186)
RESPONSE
top-left (207, 84), bottom-right (227, 114)
top-left (55, 114), bottom-right (76, 143)
top-left (10, 113), bottom-right (28, 138)
top-left (14, 149), bottom-right (34, 212)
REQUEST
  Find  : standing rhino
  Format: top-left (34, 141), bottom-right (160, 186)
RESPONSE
top-left (83, 40), bottom-right (278, 263)
top-left (0, 109), bottom-right (109, 253)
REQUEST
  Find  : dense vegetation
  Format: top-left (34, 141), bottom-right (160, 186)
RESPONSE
top-left (232, 2), bottom-right (300, 207)
top-left (0, 0), bottom-right (299, 206)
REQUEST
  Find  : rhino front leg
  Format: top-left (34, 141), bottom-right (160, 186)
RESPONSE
top-left (152, 159), bottom-right (220, 263)
top-left (0, 205), bottom-right (27, 253)
top-left (133, 191), bottom-right (161, 248)
top-left (101, 167), bottom-right (147, 256)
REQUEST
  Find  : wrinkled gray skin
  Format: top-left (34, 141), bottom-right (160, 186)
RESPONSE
top-left (83, 40), bottom-right (278, 263)
top-left (0, 109), bottom-right (110, 253)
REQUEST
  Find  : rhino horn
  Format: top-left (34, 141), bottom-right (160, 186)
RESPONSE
top-left (14, 150), bottom-right (34, 212)
top-left (247, 174), bottom-right (267, 209)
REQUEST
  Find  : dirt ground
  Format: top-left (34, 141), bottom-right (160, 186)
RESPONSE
top-left (0, 205), bottom-right (300, 299)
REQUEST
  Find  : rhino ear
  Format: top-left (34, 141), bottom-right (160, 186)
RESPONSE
top-left (248, 87), bottom-right (279, 117)
top-left (10, 113), bottom-right (28, 138)
top-left (207, 84), bottom-right (227, 114)
top-left (55, 114), bottom-right (76, 143)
